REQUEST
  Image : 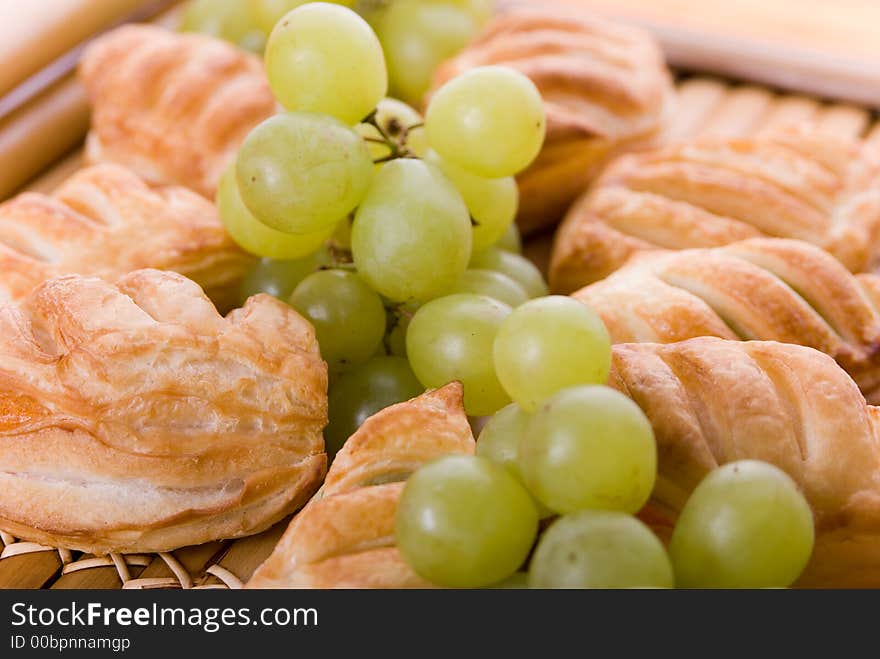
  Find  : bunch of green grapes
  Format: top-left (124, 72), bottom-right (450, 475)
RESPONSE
top-left (211, 2), bottom-right (545, 459)
top-left (396, 295), bottom-right (815, 588)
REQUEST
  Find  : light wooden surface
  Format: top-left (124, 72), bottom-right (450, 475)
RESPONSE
top-left (565, 0), bottom-right (880, 107)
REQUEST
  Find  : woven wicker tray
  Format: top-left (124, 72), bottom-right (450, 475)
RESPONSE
top-left (3, 0), bottom-right (880, 589)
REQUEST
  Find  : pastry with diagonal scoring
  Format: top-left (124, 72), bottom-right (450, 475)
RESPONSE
top-left (432, 5), bottom-right (674, 234)
top-left (79, 24), bottom-right (276, 198)
top-left (609, 337), bottom-right (880, 588)
top-left (551, 127), bottom-right (880, 293)
top-left (574, 237), bottom-right (880, 402)
top-left (247, 383), bottom-right (473, 589)
top-left (0, 269), bottom-right (326, 554)
top-left (0, 163), bottom-right (251, 307)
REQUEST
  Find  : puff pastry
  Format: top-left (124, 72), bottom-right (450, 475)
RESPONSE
top-left (550, 126), bottom-right (880, 292)
top-left (432, 5), bottom-right (674, 235)
top-left (610, 337), bottom-right (880, 588)
top-left (575, 237), bottom-right (880, 402)
top-left (0, 163), bottom-right (251, 307)
top-left (79, 24), bottom-right (276, 197)
top-left (0, 269), bottom-right (326, 554)
top-left (247, 383), bottom-right (475, 589)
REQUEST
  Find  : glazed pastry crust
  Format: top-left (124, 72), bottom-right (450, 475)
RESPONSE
top-left (551, 126), bottom-right (880, 292)
top-left (610, 337), bottom-right (880, 588)
top-left (574, 238), bottom-right (880, 402)
top-left (432, 5), bottom-right (674, 234)
top-left (0, 163), bottom-right (251, 307)
top-left (79, 24), bottom-right (276, 198)
top-left (247, 383), bottom-right (475, 589)
top-left (0, 269), bottom-right (327, 554)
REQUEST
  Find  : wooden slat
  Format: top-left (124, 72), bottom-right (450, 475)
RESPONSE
top-left (0, 551), bottom-right (62, 589)
top-left (202, 523), bottom-right (290, 587)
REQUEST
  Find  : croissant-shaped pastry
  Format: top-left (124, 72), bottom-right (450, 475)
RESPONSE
top-left (0, 269), bottom-right (327, 554)
top-left (0, 163), bottom-right (251, 307)
top-left (575, 237), bottom-right (880, 402)
top-left (432, 5), bottom-right (674, 235)
top-left (79, 24), bottom-right (276, 197)
top-left (610, 337), bottom-right (880, 588)
top-left (550, 126), bottom-right (880, 292)
top-left (247, 383), bottom-right (475, 589)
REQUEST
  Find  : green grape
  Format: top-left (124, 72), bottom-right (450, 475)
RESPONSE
top-left (476, 402), bottom-right (528, 477)
top-left (495, 222), bottom-right (522, 253)
top-left (449, 269), bottom-right (528, 308)
top-left (669, 460), bottom-right (814, 588)
top-left (236, 112), bottom-right (373, 234)
top-left (489, 572), bottom-right (530, 589)
top-left (396, 455), bottom-right (538, 588)
top-left (217, 164), bottom-right (334, 259)
top-left (493, 296), bottom-right (611, 411)
top-left (356, 97), bottom-right (428, 161)
top-left (377, 1), bottom-right (478, 106)
top-left (289, 269), bottom-right (386, 372)
top-left (529, 511), bottom-right (674, 588)
top-left (264, 3), bottom-right (386, 124)
top-left (435, 0), bottom-right (495, 26)
top-left (519, 385), bottom-right (656, 515)
top-left (180, 0), bottom-right (264, 52)
top-left (325, 355), bottom-right (424, 459)
top-left (470, 247), bottom-right (547, 298)
top-left (426, 66), bottom-right (546, 178)
top-left (330, 216), bottom-right (353, 250)
top-left (352, 159), bottom-right (472, 302)
top-left (425, 151), bottom-right (518, 251)
top-left (253, 0), bottom-right (356, 33)
top-left (406, 294), bottom-right (511, 416)
top-left (237, 251), bottom-right (331, 305)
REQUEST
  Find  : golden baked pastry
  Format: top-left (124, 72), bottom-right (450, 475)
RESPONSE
top-left (247, 383), bottom-right (475, 589)
top-left (79, 24), bottom-right (276, 198)
top-left (432, 5), bottom-right (674, 235)
top-left (0, 269), bottom-right (326, 554)
top-left (575, 237), bottom-right (880, 402)
top-left (0, 163), bottom-right (251, 308)
top-left (550, 126), bottom-right (880, 292)
top-left (610, 337), bottom-right (880, 588)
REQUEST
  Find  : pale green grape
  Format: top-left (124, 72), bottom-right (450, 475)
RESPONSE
top-left (493, 296), bottom-right (611, 411)
top-left (265, 3), bottom-right (386, 124)
top-left (426, 66), bottom-right (546, 178)
top-left (669, 460), bottom-right (814, 588)
top-left (180, 0), bottom-right (264, 51)
top-left (356, 97), bottom-right (427, 161)
top-left (476, 402), bottom-right (529, 477)
top-left (406, 294), bottom-right (511, 416)
top-left (351, 159), bottom-right (472, 302)
top-left (236, 112), bottom-right (373, 234)
top-left (325, 355), bottom-right (424, 459)
top-left (289, 269), bottom-right (386, 372)
top-left (519, 385), bottom-right (656, 515)
top-left (470, 247), bottom-right (547, 298)
top-left (495, 222), bottom-right (522, 253)
top-left (217, 164), bottom-right (334, 259)
top-left (489, 572), bottom-right (530, 589)
top-left (254, 0), bottom-right (356, 33)
top-left (237, 252), bottom-right (330, 306)
top-left (437, 0), bottom-right (495, 26)
top-left (449, 269), bottom-right (528, 308)
top-left (377, 1), bottom-right (478, 106)
top-left (425, 151), bottom-right (518, 251)
top-left (330, 216), bottom-right (353, 250)
top-left (529, 511), bottom-right (674, 588)
top-left (396, 455), bottom-right (538, 588)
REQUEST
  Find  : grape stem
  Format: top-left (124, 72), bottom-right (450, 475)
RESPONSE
top-left (361, 109), bottom-right (421, 164)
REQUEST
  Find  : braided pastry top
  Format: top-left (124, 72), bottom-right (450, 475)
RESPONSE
top-left (79, 24), bottom-right (276, 198)
top-left (432, 5), bottom-right (674, 234)
top-left (575, 237), bottom-right (880, 402)
top-left (247, 383), bottom-right (474, 589)
top-left (610, 337), bottom-right (880, 587)
top-left (0, 269), bottom-right (327, 554)
top-left (551, 126), bottom-right (880, 292)
top-left (0, 163), bottom-right (251, 307)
